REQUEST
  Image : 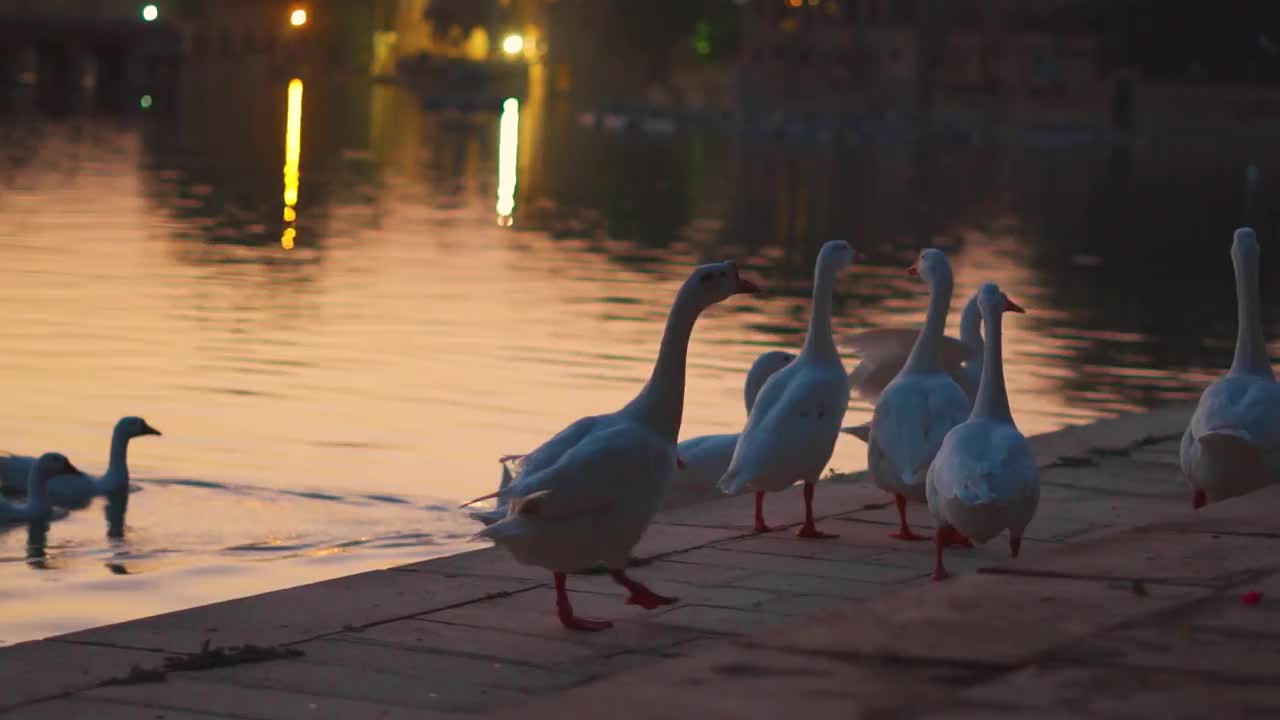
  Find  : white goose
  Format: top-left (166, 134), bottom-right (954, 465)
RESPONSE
top-left (463, 262), bottom-right (760, 631)
top-left (0, 417), bottom-right (161, 509)
top-left (840, 291), bottom-right (983, 442)
top-left (718, 240), bottom-right (858, 537)
top-left (844, 291), bottom-right (982, 405)
top-left (664, 350), bottom-right (795, 510)
top-left (0, 453), bottom-right (78, 525)
top-left (926, 283), bottom-right (1037, 580)
top-left (1181, 228), bottom-right (1280, 507)
top-left (470, 351), bottom-right (794, 524)
top-left (867, 249), bottom-right (971, 542)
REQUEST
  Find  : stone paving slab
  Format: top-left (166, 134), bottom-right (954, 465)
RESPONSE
top-left (0, 641), bottom-right (170, 712)
top-left (479, 480), bottom-right (1280, 720)
top-left (3, 698), bottom-right (230, 720)
top-left (86, 679), bottom-right (432, 720)
top-left (173, 653), bottom-right (532, 713)
top-left (980, 519), bottom-right (1280, 588)
top-left (752, 574), bottom-right (1211, 665)
top-left (58, 569), bottom-right (538, 654)
top-left (1040, 458), bottom-right (1191, 499)
top-left (1024, 403), bottom-right (1189, 466)
top-left (652, 479), bottom-right (888, 530)
top-left (3, 403), bottom-right (1240, 719)
top-left (956, 664), bottom-right (1280, 719)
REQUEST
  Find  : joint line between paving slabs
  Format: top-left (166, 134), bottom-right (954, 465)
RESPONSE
top-left (974, 566), bottom-right (1220, 588)
top-left (92, 695), bottom-right (255, 720)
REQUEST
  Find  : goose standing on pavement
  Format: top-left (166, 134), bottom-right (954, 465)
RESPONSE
top-left (463, 261), bottom-right (760, 631)
top-left (867, 249), bottom-right (971, 542)
top-left (1181, 228), bottom-right (1280, 507)
top-left (926, 283), bottom-right (1037, 580)
top-left (718, 240), bottom-right (859, 538)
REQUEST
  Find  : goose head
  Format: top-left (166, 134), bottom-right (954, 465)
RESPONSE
top-left (906, 248), bottom-right (953, 287)
top-left (114, 416), bottom-right (162, 441)
top-left (29, 452), bottom-right (78, 493)
top-left (817, 240), bottom-right (862, 278)
top-left (976, 282), bottom-right (1025, 318)
top-left (683, 261), bottom-right (760, 311)
top-left (744, 350), bottom-right (795, 413)
top-left (959, 291), bottom-right (983, 349)
top-left (1232, 227), bottom-right (1259, 270)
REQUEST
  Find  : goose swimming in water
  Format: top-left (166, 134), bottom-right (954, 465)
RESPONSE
top-left (0, 416), bottom-right (161, 509)
top-left (0, 453), bottom-right (78, 525)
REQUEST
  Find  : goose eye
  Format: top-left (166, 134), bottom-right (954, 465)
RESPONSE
top-left (699, 273), bottom-right (713, 284)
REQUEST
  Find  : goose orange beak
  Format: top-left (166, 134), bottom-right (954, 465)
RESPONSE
top-left (735, 276), bottom-right (761, 294)
top-left (906, 262), bottom-right (919, 276)
top-left (1005, 297), bottom-right (1026, 314)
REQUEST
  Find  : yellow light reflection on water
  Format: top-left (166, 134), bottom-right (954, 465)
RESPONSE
top-left (282, 78), bottom-right (303, 250)
top-left (496, 97), bottom-right (519, 225)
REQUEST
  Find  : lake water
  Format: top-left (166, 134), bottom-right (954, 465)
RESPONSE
top-left (1, 64), bottom-right (1276, 645)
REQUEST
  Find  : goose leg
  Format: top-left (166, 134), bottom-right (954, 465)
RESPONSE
top-left (1009, 533), bottom-right (1023, 558)
top-left (932, 527), bottom-right (950, 581)
top-left (1193, 490), bottom-right (1207, 509)
top-left (888, 494), bottom-right (927, 541)
top-left (555, 572), bottom-right (613, 631)
top-left (609, 570), bottom-right (678, 610)
top-left (753, 491), bottom-right (772, 533)
top-left (796, 481), bottom-right (838, 539)
top-left (945, 528), bottom-right (975, 548)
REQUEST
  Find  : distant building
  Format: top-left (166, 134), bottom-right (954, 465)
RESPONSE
top-left (735, 0), bottom-right (1100, 115)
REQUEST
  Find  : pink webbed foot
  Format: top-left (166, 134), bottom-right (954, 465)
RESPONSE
top-left (889, 494), bottom-right (928, 541)
top-left (796, 482), bottom-right (838, 539)
top-left (944, 527), bottom-right (975, 548)
top-left (1193, 489), bottom-right (1207, 509)
top-left (796, 525), bottom-right (839, 540)
top-left (932, 526), bottom-right (951, 581)
top-left (609, 570), bottom-right (678, 610)
top-left (624, 587), bottom-right (679, 610)
top-left (554, 572), bottom-right (614, 632)
top-left (559, 613), bottom-right (614, 631)
top-left (753, 491), bottom-right (773, 533)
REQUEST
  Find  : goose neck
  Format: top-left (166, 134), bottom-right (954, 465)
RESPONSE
top-left (1230, 251), bottom-right (1273, 378)
top-left (903, 272), bottom-right (953, 373)
top-left (801, 262), bottom-right (838, 361)
top-left (622, 292), bottom-right (699, 443)
top-left (971, 308), bottom-right (1013, 423)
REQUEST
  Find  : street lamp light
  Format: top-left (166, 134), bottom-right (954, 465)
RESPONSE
top-left (141, 4), bottom-right (159, 22)
top-left (502, 34), bottom-right (524, 56)
top-left (290, 8), bottom-right (308, 27)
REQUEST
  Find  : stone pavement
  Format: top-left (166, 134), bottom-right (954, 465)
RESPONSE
top-left (2, 403), bottom-right (1246, 719)
top-left (488, 483), bottom-right (1280, 720)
